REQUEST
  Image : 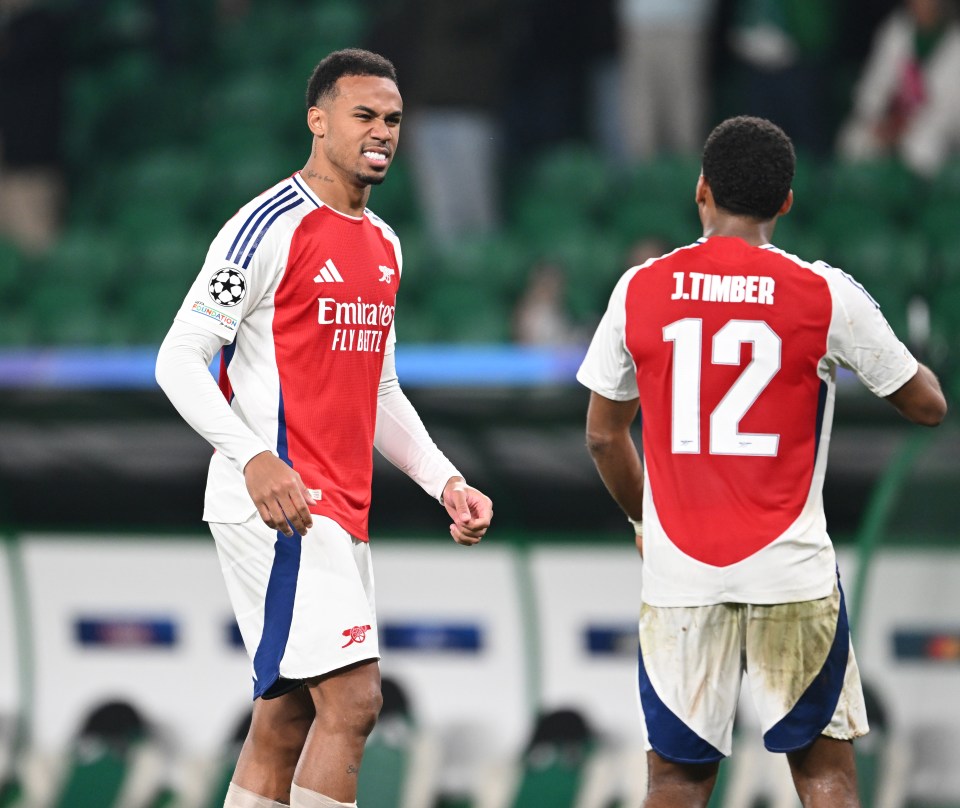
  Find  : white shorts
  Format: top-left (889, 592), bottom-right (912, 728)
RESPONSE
top-left (209, 513), bottom-right (380, 700)
top-left (638, 579), bottom-right (868, 762)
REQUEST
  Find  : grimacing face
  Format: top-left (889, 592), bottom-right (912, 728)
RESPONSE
top-left (315, 74), bottom-right (402, 188)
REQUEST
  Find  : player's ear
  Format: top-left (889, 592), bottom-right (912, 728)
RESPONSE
top-left (307, 106), bottom-right (326, 138)
top-left (695, 175), bottom-right (709, 206)
top-left (778, 189), bottom-right (794, 216)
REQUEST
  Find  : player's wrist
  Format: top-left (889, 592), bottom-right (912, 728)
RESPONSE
top-left (439, 475), bottom-right (466, 504)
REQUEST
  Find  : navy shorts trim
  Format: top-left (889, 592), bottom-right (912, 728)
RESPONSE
top-left (638, 644), bottom-right (725, 764)
top-left (762, 582), bottom-right (851, 753)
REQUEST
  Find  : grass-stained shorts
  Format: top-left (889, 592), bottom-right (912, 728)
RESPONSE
top-left (638, 579), bottom-right (868, 763)
top-left (210, 512), bottom-right (379, 700)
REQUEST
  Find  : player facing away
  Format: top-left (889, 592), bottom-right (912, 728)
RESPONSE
top-left (155, 50), bottom-right (493, 808)
top-left (577, 116), bottom-right (946, 808)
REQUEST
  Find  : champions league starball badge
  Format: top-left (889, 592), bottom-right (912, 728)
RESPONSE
top-left (208, 268), bottom-right (246, 307)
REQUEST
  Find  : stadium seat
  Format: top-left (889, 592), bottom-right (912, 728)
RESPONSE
top-left (25, 279), bottom-right (108, 346)
top-left (620, 154), bottom-right (703, 215)
top-left (914, 200), bottom-right (960, 254)
top-left (824, 159), bottom-right (921, 221)
top-left (0, 240), bottom-right (24, 300)
top-left (507, 709), bottom-right (597, 808)
top-left (420, 280), bottom-right (509, 343)
top-left (44, 700), bottom-right (168, 808)
top-left (356, 678), bottom-right (443, 808)
top-left (609, 197), bottom-right (699, 252)
top-left (0, 539), bottom-right (19, 803)
top-left (368, 156), bottom-right (423, 230)
top-left (198, 710), bottom-right (250, 808)
top-left (519, 145), bottom-right (616, 224)
top-left (923, 282), bottom-right (960, 381)
top-left (852, 548), bottom-right (960, 803)
top-left (372, 543), bottom-right (532, 801)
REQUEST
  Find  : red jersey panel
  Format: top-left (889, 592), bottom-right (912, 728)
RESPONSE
top-left (273, 206), bottom-right (399, 541)
top-left (624, 238), bottom-right (832, 566)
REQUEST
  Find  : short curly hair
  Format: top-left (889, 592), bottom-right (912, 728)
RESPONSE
top-left (305, 48), bottom-right (398, 110)
top-left (701, 116), bottom-right (795, 220)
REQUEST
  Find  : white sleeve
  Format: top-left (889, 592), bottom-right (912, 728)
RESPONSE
top-left (155, 320), bottom-right (272, 472)
top-left (576, 269), bottom-right (640, 400)
top-left (824, 265), bottom-right (919, 398)
top-left (374, 351), bottom-right (461, 502)
top-left (172, 202), bottom-right (289, 341)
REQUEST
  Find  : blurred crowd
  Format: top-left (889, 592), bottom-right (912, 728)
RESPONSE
top-left (1, 0), bottom-right (959, 345)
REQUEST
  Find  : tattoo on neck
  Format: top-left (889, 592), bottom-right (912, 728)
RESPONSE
top-left (346, 764), bottom-right (359, 775)
top-left (302, 169), bottom-right (334, 183)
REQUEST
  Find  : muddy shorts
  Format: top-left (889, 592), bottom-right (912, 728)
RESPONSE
top-left (637, 578), bottom-right (869, 763)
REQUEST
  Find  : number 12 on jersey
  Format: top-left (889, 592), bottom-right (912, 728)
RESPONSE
top-left (663, 318), bottom-right (781, 457)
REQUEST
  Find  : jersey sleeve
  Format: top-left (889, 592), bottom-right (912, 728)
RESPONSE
top-left (822, 264), bottom-right (919, 397)
top-left (173, 211), bottom-right (284, 341)
top-left (576, 269), bottom-right (640, 400)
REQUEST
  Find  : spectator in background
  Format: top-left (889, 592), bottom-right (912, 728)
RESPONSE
top-left (625, 235), bottom-right (672, 269)
top-left (512, 260), bottom-right (584, 346)
top-left (371, 0), bottom-right (510, 248)
top-left (616, 0), bottom-right (717, 162)
top-left (0, 0), bottom-right (67, 253)
top-left (720, 0), bottom-right (839, 156)
top-left (503, 0), bottom-right (616, 162)
top-left (836, 0), bottom-right (960, 178)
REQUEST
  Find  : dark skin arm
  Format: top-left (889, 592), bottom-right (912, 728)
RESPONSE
top-left (884, 363), bottom-right (947, 426)
top-left (585, 392), bottom-right (645, 554)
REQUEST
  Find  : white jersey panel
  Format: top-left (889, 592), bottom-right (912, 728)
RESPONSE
top-left (172, 177), bottom-right (318, 522)
top-left (576, 267), bottom-right (642, 400)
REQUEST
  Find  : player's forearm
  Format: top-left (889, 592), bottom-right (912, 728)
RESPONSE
top-left (155, 323), bottom-right (271, 471)
top-left (374, 382), bottom-right (461, 502)
top-left (586, 430), bottom-right (645, 521)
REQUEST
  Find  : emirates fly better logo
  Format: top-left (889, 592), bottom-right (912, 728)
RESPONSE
top-left (341, 624), bottom-right (372, 648)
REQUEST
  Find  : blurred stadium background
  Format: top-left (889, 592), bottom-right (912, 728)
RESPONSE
top-left (0, 1), bottom-right (958, 807)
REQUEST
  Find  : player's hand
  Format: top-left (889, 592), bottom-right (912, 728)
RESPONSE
top-left (243, 451), bottom-right (316, 537)
top-left (442, 476), bottom-right (492, 546)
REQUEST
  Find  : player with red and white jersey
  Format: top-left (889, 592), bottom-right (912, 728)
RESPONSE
top-left (579, 116), bottom-right (945, 808)
top-left (155, 50), bottom-right (492, 808)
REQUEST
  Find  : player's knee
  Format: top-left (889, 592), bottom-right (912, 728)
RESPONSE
top-left (349, 680), bottom-right (383, 737)
top-left (250, 706), bottom-right (313, 753)
top-left (320, 679), bottom-right (383, 739)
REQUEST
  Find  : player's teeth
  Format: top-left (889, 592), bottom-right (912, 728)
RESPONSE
top-left (364, 151), bottom-right (386, 161)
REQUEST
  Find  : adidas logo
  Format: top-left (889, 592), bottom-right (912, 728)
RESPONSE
top-left (314, 259), bottom-right (344, 283)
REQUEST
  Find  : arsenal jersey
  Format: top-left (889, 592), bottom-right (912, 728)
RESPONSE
top-left (174, 173), bottom-right (402, 541)
top-left (578, 237), bottom-right (918, 606)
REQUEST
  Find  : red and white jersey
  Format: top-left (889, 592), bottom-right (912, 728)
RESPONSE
top-left (578, 236), bottom-right (918, 606)
top-left (174, 173), bottom-right (402, 541)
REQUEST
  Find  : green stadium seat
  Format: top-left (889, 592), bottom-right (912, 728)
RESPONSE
top-left (508, 709), bottom-right (595, 808)
top-left (829, 230), bottom-right (931, 340)
top-left (119, 277), bottom-right (187, 345)
top-left (420, 279), bottom-right (509, 343)
top-left (620, 154), bottom-right (703, 213)
top-left (366, 156), bottom-right (422, 230)
top-left (768, 216), bottom-right (826, 260)
top-left (525, 145), bottom-right (614, 212)
top-left (915, 200), bottom-right (960, 253)
top-left (927, 284), bottom-right (960, 384)
top-left (0, 239), bottom-right (25, 300)
top-left (923, 156), bottom-right (960, 203)
top-left (609, 197), bottom-right (698, 252)
top-left (26, 280), bottom-right (108, 346)
top-left (50, 701), bottom-right (166, 808)
top-left (811, 201), bottom-right (894, 255)
top-left (824, 159), bottom-right (922, 221)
